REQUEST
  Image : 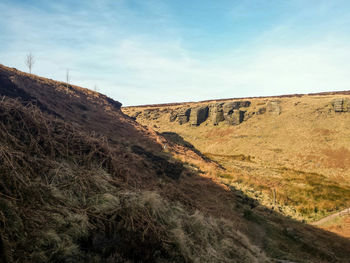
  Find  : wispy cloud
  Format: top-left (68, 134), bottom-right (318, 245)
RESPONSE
top-left (1, 0), bottom-right (350, 105)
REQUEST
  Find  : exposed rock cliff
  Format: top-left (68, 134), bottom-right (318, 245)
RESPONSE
top-left (131, 99), bottom-right (266, 126)
top-left (190, 106), bottom-right (209, 126)
top-left (209, 103), bottom-right (225, 125)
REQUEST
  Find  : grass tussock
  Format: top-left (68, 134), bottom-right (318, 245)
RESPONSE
top-left (0, 98), bottom-right (266, 262)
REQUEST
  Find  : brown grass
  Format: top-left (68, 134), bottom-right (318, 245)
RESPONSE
top-left (2, 64), bottom-right (350, 262)
top-left (318, 215), bottom-right (350, 238)
top-left (123, 93), bottom-right (350, 223)
top-left (0, 98), bottom-right (267, 262)
top-left (322, 147), bottom-right (350, 169)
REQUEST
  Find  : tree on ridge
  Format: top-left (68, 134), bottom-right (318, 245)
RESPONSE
top-left (25, 52), bottom-right (35, 74)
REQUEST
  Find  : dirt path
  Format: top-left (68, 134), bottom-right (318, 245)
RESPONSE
top-left (312, 208), bottom-right (350, 225)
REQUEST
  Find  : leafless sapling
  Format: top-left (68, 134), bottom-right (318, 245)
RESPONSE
top-left (25, 52), bottom-right (35, 74)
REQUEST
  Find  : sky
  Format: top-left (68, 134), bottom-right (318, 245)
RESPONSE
top-left (0, 0), bottom-right (350, 106)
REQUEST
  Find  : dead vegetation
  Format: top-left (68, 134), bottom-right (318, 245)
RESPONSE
top-left (2, 64), bottom-right (350, 262)
top-left (319, 215), bottom-right (350, 238)
top-left (0, 98), bottom-right (266, 262)
top-left (123, 93), bottom-right (350, 226)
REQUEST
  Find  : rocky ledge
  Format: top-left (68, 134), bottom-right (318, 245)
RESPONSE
top-left (171, 100), bottom-right (254, 126)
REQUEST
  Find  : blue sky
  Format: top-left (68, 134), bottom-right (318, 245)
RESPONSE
top-left (1, 0), bottom-right (350, 106)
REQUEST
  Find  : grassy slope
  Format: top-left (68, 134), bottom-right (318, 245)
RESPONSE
top-left (319, 215), bottom-right (350, 238)
top-left (123, 95), bottom-right (350, 224)
top-left (1, 64), bottom-right (350, 262)
top-left (0, 99), bottom-right (266, 263)
top-left (0, 65), bottom-right (266, 262)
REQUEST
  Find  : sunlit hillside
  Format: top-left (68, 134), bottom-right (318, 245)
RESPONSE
top-left (1, 64), bottom-right (350, 262)
top-left (123, 94), bottom-right (350, 228)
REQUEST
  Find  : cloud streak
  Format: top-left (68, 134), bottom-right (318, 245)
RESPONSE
top-left (0, 0), bottom-right (350, 105)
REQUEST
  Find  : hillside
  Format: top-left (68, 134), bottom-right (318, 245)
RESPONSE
top-left (123, 92), bottom-right (350, 232)
top-left (1, 64), bottom-right (350, 262)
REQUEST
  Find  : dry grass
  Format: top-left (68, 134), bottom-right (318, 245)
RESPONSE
top-left (319, 215), bottom-right (350, 238)
top-left (2, 64), bottom-right (350, 262)
top-left (0, 98), bottom-right (267, 262)
top-left (322, 147), bottom-right (350, 169)
top-left (123, 94), bottom-right (350, 222)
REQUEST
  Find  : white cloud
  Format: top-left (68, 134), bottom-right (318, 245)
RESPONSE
top-left (102, 38), bottom-right (350, 105)
top-left (1, 0), bottom-right (350, 105)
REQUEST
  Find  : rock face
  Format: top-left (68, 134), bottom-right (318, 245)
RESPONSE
top-left (209, 103), bottom-right (225, 125)
top-left (142, 109), bottom-right (161, 120)
top-left (225, 110), bottom-right (245, 125)
top-left (166, 100), bottom-right (253, 126)
top-left (221, 101), bottom-right (249, 125)
top-left (190, 106), bottom-right (209, 126)
top-left (267, 100), bottom-right (281, 115)
top-left (132, 100), bottom-right (254, 126)
top-left (169, 108), bottom-right (191, 124)
top-left (332, 98), bottom-right (350, 112)
top-left (177, 108), bottom-right (191, 124)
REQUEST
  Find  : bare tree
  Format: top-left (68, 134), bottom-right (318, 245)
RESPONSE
top-left (25, 52), bottom-right (35, 74)
top-left (65, 69), bottom-right (70, 92)
top-left (66, 69), bottom-right (70, 84)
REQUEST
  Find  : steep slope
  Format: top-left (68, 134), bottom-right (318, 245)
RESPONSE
top-left (1, 64), bottom-right (350, 262)
top-left (0, 65), bottom-right (265, 262)
top-left (0, 98), bottom-right (265, 262)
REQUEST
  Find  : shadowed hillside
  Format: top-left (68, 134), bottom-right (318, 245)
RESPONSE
top-left (1, 64), bottom-right (350, 262)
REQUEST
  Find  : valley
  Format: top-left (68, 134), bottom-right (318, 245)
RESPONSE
top-left (1, 64), bottom-right (350, 262)
top-left (123, 94), bottom-right (350, 230)
top-left (2, 0), bottom-right (350, 262)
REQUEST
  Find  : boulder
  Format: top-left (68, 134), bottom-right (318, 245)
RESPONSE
top-left (190, 106), bottom-right (208, 126)
top-left (332, 98), bottom-right (350, 112)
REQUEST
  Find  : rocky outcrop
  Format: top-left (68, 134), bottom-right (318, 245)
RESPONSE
top-left (267, 100), bottom-right (281, 115)
top-left (224, 110), bottom-right (245, 125)
top-left (177, 108), bottom-right (191, 124)
top-left (221, 101), bottom-right (248, 125)
top-left (223, 102), bottom-right (235, 115)
top-left (132, 100), bottom-right (253, 126)
top-left (169, 111), bottom-right (177, 122)
top-left (190, 106), bottom-right (209, 126)
top-left (142, 109), bottom-right (161, 120)
top-left (332, 98), bottom-right (350, 112)
top-left (209, 103), bottom-right (225, 125)
top-left (222, 101), bottom-right (251, 111)
top-left (256, 107), bottom-right (266, 115)
top-left (169, 108), bottom-right (191, 124)
top-left (186, 100), bottom-right (251, 126)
